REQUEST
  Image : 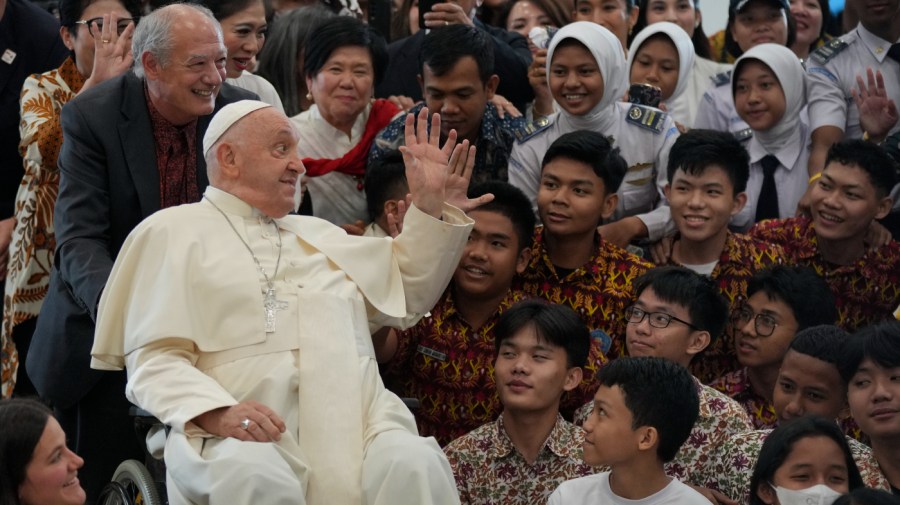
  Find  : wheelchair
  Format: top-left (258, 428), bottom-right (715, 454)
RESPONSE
top-left (97, 407), bottom-right (168, 505)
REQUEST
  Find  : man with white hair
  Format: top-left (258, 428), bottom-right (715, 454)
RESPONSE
top-left (91, 101), bottom-right (485, 505)
top-left (26, 3), bottom-right (256, 500)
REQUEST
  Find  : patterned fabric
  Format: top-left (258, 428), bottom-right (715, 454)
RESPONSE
top-left (748, 217), bottom-right (900, 332)
top-left (574, 376), bottom-right (752, 486)
top-left (710, 368), bottom-right (777, 430)
top-left (2, 57), bottom-right (84, 398)
top-left (145, 86), bottom-right (200, 208)
top-left (368, 101), bottom-right (527, 184)
top-left (514, 227), bottom-right (652, 413)
top-left (444, 413), bottom-right (597, 505)
top-left (665, 232), bottom-right (784, 384)
top-left (701, 429), bottom-right (891, 503)
top-left (382, 288), bottom-right (529, 446)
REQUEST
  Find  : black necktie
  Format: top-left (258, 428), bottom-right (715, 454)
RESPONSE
top-left (888, 43), bottom-right (900, 65)
top-left (755, 155), bottom-right (780, 222)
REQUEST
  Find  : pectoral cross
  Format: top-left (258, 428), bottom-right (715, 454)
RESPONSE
top-left (264, 287), bottom-right (288, 333)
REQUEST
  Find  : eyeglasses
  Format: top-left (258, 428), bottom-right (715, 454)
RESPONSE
top-left (731, 305), bottom-right (780, 337)
top-left (74, 17), bottom-right (138, 38)
top-left (624, 306), bottom-right (698, 330)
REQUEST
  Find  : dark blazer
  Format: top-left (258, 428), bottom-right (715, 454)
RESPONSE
top-left (28, 72), bottom-right (257, 408)
top-left (375, 20), bottom-right (534, 111)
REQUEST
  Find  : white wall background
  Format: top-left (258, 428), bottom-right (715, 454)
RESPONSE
top-left (700, 0), bottom-right (728, 36)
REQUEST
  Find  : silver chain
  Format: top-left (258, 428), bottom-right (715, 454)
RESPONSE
top-left (204, 196), bottom-right (283, 290)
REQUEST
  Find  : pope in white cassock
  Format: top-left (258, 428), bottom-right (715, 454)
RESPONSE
top-left (90, 100), bottom-right (490, 505)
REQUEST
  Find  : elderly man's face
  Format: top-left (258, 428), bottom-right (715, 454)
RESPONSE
top-left (147, 10), bottom-right (227, 125)
top-left (233, 108), bottom-right (305, 218)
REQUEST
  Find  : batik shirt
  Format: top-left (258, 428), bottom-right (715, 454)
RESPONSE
top-left (382, 288), bottom-right (529, 446)
top-left (514, 227), bottom-right (652, 413)
top-left (444, 413), bottom-right (596, 505)
top-left (749, 217), bottom-right (900, 331)
top-left (702, 429), bottom-right (891, 503)
top-left (3, 57), bottom-right (84, 398)
top-left (574, 376), bottom-right (752, 485)
top-left (710, 367), bottom-right (777, 429)
top-left (368, 102), bottom-right (527, 184)
top-left (664, 232), bottom-right (784, 383)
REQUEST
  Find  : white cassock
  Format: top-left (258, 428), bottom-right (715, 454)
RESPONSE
top-left (91, 186), bottom-right (472, 505)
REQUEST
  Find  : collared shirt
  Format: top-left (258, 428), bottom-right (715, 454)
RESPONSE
top-left (368, 102), bottom-right (526, 185)
top-left (575, 376), bottom-right (752, 486)
top-left (514, 227), bottom-right (652, 413)
top-left (2, 56), bottom-right (84, 397)
top-left (702, 429), bottom-right (891, 503)
top-left (145, 87), bottom-right (199, 208)
top-left (694, 73), bottom-right (750, 137)
top-left (749, 217), bottom-right (900, 331)
top-left (806, 23), bottom-right (900, 139)
top-left (444, 413), bottom-right (596, 505)
top-left (382, 288), bottom-right (529, 446)
top-left (730, 123), bottom-right (812, 230)
top-left (664, 232), bottom-right (784, 383)
top-left (710, 368), bottom-right (777, 430)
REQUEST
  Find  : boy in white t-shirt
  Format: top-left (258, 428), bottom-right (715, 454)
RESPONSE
top-left (549, 357), bottom-right (708, 504)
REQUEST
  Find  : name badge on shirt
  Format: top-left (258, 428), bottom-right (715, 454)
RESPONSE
top-left (417, 345), bottom-right (448, 361)
top-left (626, 104), bottom-right (667, 134)
top-left (1, 49), bottom-right (16, 65)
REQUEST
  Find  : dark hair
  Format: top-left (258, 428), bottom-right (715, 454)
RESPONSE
top-left (391, 0), bottom-right (416, 41)
top-left (724, 0), bottom-right (797, 59)
top-left (797, 0), bottom-right (834, 56)
top-left (825, 139), bottom-right (900, 199)
top-left (746, 265), bottom-right (837, 331)
top-left (0, 399), bottom-right (53, 505)
top-left (837, 320), bottom-right (900, 384)
top-left (631, 0), bottom-right (711, 59)
top-left (596, 356), bottom-right (699, 462)
top-left (256, 4), bottom-right (334, 117)
top-left (666, 128), bottom-right (750, 195)
top-left (788, 325), bottom-right (849, 367)
top-left (365, 151), bottom-right (409, 222)
top-left (494, 300), bottom-right (590, 368)
top-left (542, 130), bottom-right (628, 195)
top-left (303, 15), bottom-right (389, 86)
top-left (467, 181), bottom-right (536, 251)
top-left (419, 25), bottom-right (494, 85)
top-left (633, 266), bottom-right (728, 343)
top-left (748, 415), bottom-right (864, 505)
top-left (497, 0), bottom-right (570, 33)
top-left (834, 488), bottom-right (900, 505)
top-left (59, 0), bottom-right (142, 34)
top-left (200, 0), bottom-right (272, 22)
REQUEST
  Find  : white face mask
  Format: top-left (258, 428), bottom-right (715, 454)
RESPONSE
top-left (771, 483), bottom-right (843, 505)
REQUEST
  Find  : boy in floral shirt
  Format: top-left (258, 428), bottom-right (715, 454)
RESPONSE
top-left (711, 265), bottom-right (837, 429)
top-left (574, 267), bottom-right (751, 499)
top-left (444, 300), bottom-right (595, 505)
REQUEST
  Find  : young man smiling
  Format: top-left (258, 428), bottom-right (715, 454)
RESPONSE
top-left (749, 139), bottom-right (900, 332)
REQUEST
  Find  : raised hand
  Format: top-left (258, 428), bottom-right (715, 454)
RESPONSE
top-left (82, 13), bottom-right (135, 93)
top-left (400, 107), bottom-right (457, 217)
top-left (852, 68), bottom-right (898, 143)
top-left (444, 139), bottom-right (493, 213)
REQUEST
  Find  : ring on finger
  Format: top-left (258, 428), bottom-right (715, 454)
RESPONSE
top-left (240, 418), bottom-right (251, 430)
top-left (102, 39), bottom-right (111, 43)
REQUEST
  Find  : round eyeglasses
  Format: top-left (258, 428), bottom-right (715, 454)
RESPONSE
top-left (731, 306), bottom-right (780, 337)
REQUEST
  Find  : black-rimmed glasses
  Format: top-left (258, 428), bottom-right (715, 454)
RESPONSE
top-left (75, 17), bottom-right (138, 37)
top-left (624, 306), bottom-right (698, 330)
top-left (731, 305), bottom-right (780, 337)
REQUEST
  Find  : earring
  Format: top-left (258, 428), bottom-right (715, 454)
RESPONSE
top-left (305, 92), bottom-right (313, 102)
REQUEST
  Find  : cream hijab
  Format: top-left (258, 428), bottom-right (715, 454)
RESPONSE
top-left (626, 22), bottom-right (695, 104)
top-left (546, 21), bottom-right (627, 132)
top-left (731, 43), bottom-right (806, 153)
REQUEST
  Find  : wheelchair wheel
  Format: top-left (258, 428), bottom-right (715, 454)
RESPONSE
top-left (98, 459), bottom-right (164, 505)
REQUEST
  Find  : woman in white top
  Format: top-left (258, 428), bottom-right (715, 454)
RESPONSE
top-left (626, 21), bottom-right (695, 128)
top-left (729, 43), bottom-right (809, 229)
top-left (632, 0), bottom-right (732, 127)
top-left (290, 16), bottom-right (400, 225)
top-left (508, 22), bottom-right (680, 245)
top-left (206, 0), bottom-right (285, 112)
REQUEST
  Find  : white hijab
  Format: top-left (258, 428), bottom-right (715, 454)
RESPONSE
top-left (626, 22), bottom-right (695, 104)
top-left (546, 21), bottom-right (627, 132)
top-left (731, 43), bottom-right (806, 153)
